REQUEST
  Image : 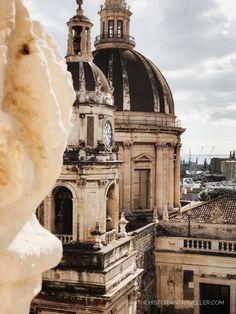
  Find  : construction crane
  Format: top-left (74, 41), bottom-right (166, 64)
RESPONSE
top-left (209, 146), bottom-right (215, 159)
top-left (196, 146), bottom-right (204, 165)
top-left (189, 149), bottom-right (192, 176)
top-left (206, 146), bottom-right (215, 169)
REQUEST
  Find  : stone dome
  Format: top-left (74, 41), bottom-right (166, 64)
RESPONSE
top-left (67, 61), bottom-right (113, 105)
top-left (93, 48), bottom-right (174, 114)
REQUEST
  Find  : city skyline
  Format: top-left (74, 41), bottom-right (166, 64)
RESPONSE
top-left (24, 0), bottom-right (236, 155)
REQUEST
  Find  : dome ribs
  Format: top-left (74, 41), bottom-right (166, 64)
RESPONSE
top-left (93, 48), bottom-right (175, 114)
top-left (67, 62), bottom-right (80, 92)
top-left (134, 51), bottom-right (161, 113)
top-left (111, 49), bottom-right (124, 111)
top-left (123, 50), bottom-right (154, 112)
top-left (83, 62), bottom-right (96, 91)
top-left (93, 49), bottom-right (110, 80)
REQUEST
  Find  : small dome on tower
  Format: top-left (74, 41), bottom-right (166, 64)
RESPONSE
top-left (67, 61), bottom-right (113, 105)
top-left (66, 0), bottom-right (113, 105)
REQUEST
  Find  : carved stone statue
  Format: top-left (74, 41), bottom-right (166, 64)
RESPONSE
top-left (0, 0), bottom-right (75, 313)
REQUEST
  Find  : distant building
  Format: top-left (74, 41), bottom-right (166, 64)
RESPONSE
top-left (221, 160), bottom-right (236, 180)
top-left (209, 157), bottom-right (228, 174)
top-left (210, 151), bottom-right (236, 174)
top-left (156, 196), bottom-right (236, 314)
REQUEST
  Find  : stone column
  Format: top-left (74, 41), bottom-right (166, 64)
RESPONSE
top-left (72, 198), bottom-right (78, 241)
top-left (168, 143), bottom-right (174, 209)
top-left (155, 144), bottom-right (164, 210)
top-left (67, 27), bottom-right (73, 56)
top-left (80, 27), bottom-right (86, 55)
top-left (44, 197), bottom-right (54, 232)
top-left (123, 142), bottom-right (132, 212)
top-left (174, 144), bottom-right (181, 207)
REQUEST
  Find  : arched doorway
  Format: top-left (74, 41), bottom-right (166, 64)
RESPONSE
top-left (53, 187), bottom-right (73, 235)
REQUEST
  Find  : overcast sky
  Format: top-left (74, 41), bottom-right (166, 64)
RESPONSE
top-left (24, 0), bottom-right (236, 157)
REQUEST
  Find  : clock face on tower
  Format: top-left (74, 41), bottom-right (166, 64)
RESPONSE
top-left (103, 120), bottom-right (112, 147)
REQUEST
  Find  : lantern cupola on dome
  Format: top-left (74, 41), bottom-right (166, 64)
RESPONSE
top-left (94, 0), bottom-right (135, 50)
top-left (93, 0), bottom-right (174, 114)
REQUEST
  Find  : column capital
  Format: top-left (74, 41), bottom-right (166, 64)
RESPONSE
top-left (175, 143), bottom-right (182, 150)
top-left (77, 178), bottom-right (87, 188)
top-left (123, 141), bottom-right (133, 149)
top-left (99, 179), bottom-right (108, 188)
top-left (155, 142), bottom-right (177, 149)
top-left (155, 142), bottom-right (167, 149)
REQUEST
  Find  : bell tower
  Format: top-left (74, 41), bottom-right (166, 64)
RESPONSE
top-left (66, 0), bottom-right (93, 61)
top-left (43, 0), bottom-right (122, 247)
top-left (95, 0), bottom-right (135, 49)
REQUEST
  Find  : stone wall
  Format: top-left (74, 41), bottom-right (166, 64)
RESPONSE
top-left (130, 223), bottom-right (157, 314)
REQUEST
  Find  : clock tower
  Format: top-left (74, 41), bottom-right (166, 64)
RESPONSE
top-left (42, 0), bottom-right (122, 246)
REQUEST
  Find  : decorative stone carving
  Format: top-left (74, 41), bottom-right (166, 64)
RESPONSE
top-left (77, 178), bottom-right (87, 188)
top-left (152, 207), bottom-right (159, 223)
top-left (155, 142), bottom-right (177, 150)
top-left (99, 180), bottom-right (108, 188)
top-left (0, 0), bottom-right (75, 312)
top-left (91, 222), bottom-right (105, 249)
top-left (162, 205), bottom-right (170, 222)
top-left (118, 212), bottom-right (129, 237)
top-left (133, 154), bottom-right (152, 163)
top-left (123, 141), bottom-right (133, 148)
top-left (211, 205), bottom-right (224, 224)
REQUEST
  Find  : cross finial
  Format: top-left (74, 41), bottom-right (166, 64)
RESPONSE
top-left (76, 0), bottom-right (83, 10)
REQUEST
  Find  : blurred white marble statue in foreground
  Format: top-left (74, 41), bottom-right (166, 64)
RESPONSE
top-left (0, 0), bottom-right (75, 312)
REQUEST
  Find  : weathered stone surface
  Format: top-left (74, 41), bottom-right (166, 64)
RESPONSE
top-left (0, 0), bottom-right (75, 312)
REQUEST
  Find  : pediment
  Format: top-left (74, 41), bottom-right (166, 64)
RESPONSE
top-left (133, 154), bottom-right (152, 163)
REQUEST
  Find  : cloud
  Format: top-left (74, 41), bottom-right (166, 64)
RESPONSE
top-left (23, 0), bottom-right (236, 153)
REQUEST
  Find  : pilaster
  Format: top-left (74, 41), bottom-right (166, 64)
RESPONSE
top-left (174, 143), bottom-right (182, 207)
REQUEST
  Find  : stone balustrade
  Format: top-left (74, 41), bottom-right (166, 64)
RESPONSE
top-left (55, 231), bottom-right (117, 246)
top-left (103, 229), bottom-right (116, 245)
top-left (182, 238), bottom-right (236, 254)
top-left (56, 234), bottom-right (74, 245)
top-left (115, 115), bottom-right (181, 128)
top-left (156, 236), bottom-right (236, 255)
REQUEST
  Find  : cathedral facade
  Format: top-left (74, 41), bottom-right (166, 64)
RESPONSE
top-left (32, 0), bottom-right (184, 313)
top-left (93, 0), bottom-right (184, 214)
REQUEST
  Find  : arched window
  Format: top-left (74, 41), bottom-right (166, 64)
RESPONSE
top-left (108, 20), bottom-right (114, 38)
top-left (72, 26), bottom-right (82, 54)
top-left (117, 20), bottom-right (123, 38)
top-left (106, 184), bottom-right (116, 231)
top-left (53, 187), bottom-right (73, 235)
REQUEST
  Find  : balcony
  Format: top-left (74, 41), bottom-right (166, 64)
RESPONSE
top-left (94, 34), bottom-right (136, 47)
top-left (56, 231), bottom-right (117, 246)
top-left (56, 234), bottom-right (73, 244)
top-left (183, 238), bottom-right (236, 254)
top-left (156, 236), bottom-right (236, 255)
top-left (115, 115), bottom-right (182, 128)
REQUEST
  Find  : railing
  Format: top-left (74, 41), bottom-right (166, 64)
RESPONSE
top-left (56, 234), bottom-right (73, 245)
top-left (115, 116), bottom-right (181, 128)
top-left (183, 239), bottom-right (212, 251)
top-left (182, 238), bottom-right (236, 254)
top-left (94, 34), bottom-right (136, 47)
top-left (103, 229), bottom-right (116, 245)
